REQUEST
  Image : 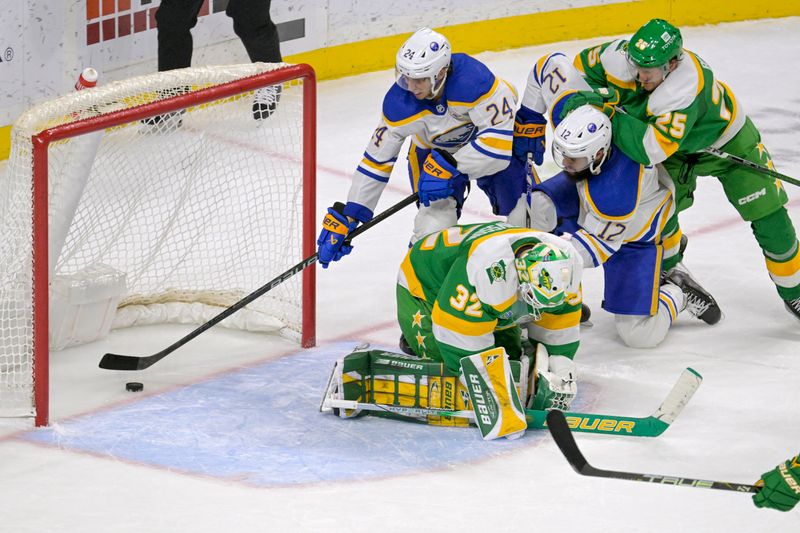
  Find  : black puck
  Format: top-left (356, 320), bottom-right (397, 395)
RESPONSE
top-left (126, 382), bottom-right (143, 392)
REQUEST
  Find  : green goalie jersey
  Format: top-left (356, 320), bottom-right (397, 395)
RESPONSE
top-left (396, 222), bottom-right (582, 372)
top-left (574, 39), bottom-right (747, 165)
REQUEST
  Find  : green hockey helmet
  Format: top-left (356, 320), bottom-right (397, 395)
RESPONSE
top-left (627, 19), bottom-right (683, 75)
top-left (514, 242), bottom-right (572, 317)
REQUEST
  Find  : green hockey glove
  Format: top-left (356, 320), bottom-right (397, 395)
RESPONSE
top-left (559, 88), bottom-right (619, 121)
top-left (753, 455), bottom-right (800, 512)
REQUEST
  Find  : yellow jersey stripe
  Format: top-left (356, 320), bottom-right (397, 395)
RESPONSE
top-left (577, 230), bottom-right (611, 263)
top-left (491, 293), bottom-right (517, 314)
top-left (652, 125), bottom-right (680, 159)
top-left (535, 308), bottom-right (582, 330)
top-left (688, 51), bottom-right (705, 96)
top-left (573, 54), bottom-right (586, 74)
top-left (433, 301), bottom-right (497, 336)
top-left (477, 136), bottom-right (513, 151)
top-left (649, 244), bottom-right (663, 315)
top-left (548, 89), bottom-right (578, 124)
top-left (606, 72), bottom-right (636, 91)
top-left (360, 157), bottom-right (393, 173)
top-left (659, 291), bottom-right (678, 319)
top-left (467, 227), bottom-right (532, 257)
top-left (582, 165), bottom-right (642, 221)
top-left (449, 77), bottom-right (499, 107)
top-left (384, 109), bottom-right (432, 128)
top-left (662, 228), bottom-right (683, 252)
top-left (401, 251), bottom-right (426, 300)
top-left (627, 192), bottom-right (672, 243)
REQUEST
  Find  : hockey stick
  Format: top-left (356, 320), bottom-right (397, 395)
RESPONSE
top-left (99, 193), bottom-right (420, 371)
top-left (702, 146), bottom-right (800, 187)
top-left (324, 367), bottom-right (702, 438)
top-left (530, 367), bottom-right (703, 437)
top-left (546, 409), bottom-right (759, 493)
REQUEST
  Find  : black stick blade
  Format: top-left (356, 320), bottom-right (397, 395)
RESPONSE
top-left (546, 409), bottom-right (589, 473)
top-left (99, 352), bottom-right (149, 371)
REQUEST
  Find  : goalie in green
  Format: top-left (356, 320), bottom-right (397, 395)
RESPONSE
top-left (321, 221), bottom-right (583, 440)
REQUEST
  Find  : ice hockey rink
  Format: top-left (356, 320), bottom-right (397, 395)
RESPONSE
top-left (1, 17), bottom-right (799, 532)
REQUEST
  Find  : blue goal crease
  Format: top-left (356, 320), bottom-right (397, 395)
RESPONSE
top-left (22, 341), bottom-right (561, 487)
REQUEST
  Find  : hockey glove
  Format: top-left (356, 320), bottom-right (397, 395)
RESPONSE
top-left (418, 149), bottom-right (464, 207)
top-left (317, 202), bottom-right (358, 268)
top-left (513, 107), bottom-right (547, 165)
top-left (530, 355), bottom-right (577, 411)
top-left (559, 88), bottom-right (620, 121)
top-left (753, 455), bottom-right (800, 512)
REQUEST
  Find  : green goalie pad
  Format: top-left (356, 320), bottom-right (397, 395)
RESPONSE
top-left (322, 347), bottom-right (532, 428)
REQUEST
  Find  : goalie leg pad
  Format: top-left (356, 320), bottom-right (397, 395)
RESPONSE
top-left (460, 347), bottom-right (527, 440)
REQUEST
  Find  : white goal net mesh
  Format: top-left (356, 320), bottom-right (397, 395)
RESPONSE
top-left (0, 63), bottom-right (313, 419)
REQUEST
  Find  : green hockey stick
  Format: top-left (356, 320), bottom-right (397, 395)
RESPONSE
top-left (702, 146), bottom-right (800, 187)
top-left (324, 367), bottom-right (702, 438)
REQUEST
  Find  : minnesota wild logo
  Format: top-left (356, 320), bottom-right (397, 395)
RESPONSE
top-left (486, 259), bottom-right (507, 284)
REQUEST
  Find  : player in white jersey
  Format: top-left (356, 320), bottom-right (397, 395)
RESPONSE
top-left (317, 27), bottom-right (526, 268)
top-left (516, 53), bottom-right (720, 347)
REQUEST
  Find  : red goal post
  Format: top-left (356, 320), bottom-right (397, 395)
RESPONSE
top-left (2, 63), bottom-right (316, 426)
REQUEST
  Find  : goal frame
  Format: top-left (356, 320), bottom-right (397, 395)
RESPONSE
top-left (29, 63), bottom-right (316, 426)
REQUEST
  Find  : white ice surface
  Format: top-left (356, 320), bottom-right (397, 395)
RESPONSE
top-left (2, 17), bottom-right (800, 533)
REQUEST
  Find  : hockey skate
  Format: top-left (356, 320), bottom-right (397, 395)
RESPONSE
top-left (784, 297), bottom-right (800, 322)
top-left (664, 263), bottom-right (722, 325)
top-left (253, 85), bottom-right (282, 120)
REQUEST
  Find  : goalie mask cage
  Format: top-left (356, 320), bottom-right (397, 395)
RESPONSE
top-left (0, 63), bottom-right (316, 426)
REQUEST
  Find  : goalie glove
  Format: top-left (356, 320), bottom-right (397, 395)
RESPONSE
top-left (530, 354), bottom-right (577, 411)
top-left (418, 149), bottom-right (466, 207)
top-left (753, 455), bottom-right (800, 512)
top-left (513, 106), bottom-right (547, 165)
top-left (317, 202), bottom-right (357, 268)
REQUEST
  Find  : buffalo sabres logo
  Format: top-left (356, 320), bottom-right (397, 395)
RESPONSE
top-left (436, 103), bottom-right (445, 113)
top-left (432, 124), bottom-right (477, 148)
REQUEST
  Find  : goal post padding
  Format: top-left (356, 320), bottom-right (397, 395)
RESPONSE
top-left (1, 62), bottom-right (316, 426)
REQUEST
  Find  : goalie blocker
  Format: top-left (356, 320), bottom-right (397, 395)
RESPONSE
top-left (320, 344), bottom-right (577, 440)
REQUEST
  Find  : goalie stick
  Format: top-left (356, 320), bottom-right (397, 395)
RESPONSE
top-left (547, 409), bottom-right (759, 493)
top-left (322, 367), bottom-right (702, 438)
top-left (99, 193), bottom-right (419, 371)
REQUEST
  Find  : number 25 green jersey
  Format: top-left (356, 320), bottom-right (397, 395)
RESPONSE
top-left (575, 39), bottom-right (746, 165)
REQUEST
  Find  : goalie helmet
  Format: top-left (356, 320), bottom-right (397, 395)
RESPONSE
top-left (395, 27), bottom-right (451, 99)
top-left (514, 242), bottom-right (573, 317)
top-left (626, 19), bottom-right (683, 80)
top-left (552, 105), bottom-right (612, 175)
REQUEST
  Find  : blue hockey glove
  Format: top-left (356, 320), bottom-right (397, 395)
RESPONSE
top-left (559, 88), bottom-right (620, 121)
top-left (418, 149), bottom-right (463, 207)
top-left (317, 202), bottom-right (358, 268)
top-left (513, 107), bottom-right (547, 165)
